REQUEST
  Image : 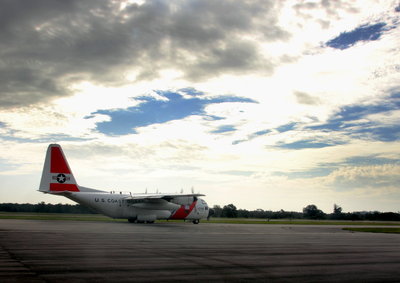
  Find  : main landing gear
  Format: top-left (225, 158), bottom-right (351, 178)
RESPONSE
top-left (128, 218), bottom-right (154, 224)
top-left (128, 218), bottom-right (200, 224)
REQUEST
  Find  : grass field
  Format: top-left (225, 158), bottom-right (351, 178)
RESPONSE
top-left (1, 212), bottom-right (400, 226)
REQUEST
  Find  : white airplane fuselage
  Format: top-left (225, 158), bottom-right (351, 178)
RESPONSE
top-left (66, 191), bottom-right (209, 222)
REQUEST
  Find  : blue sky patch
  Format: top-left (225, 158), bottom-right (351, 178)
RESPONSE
top-left (326, 22), bottom-right (387, 49)
top-left (211, 125), bottom-right (236, 134)
top-left (308, 93), bottom-right (400, 142)
top-left (273, 166), bottom-right (334, 179)
top-left (344, 155), bottom-right (399, 167)
top-left (93, 89), bottom-right (257, 135)
top-left (356, 125), bottom-right (400, 142)
top-left (252, 129), bottom-right (271, 136)
top-left (232, 129), bottom-right (271, 145)
top-left (178, 87), bottom-right (205, 96)
top-left (276, 122), bottom-right (297, 133)
top-left (203, 115), bottom-right (225, 121)
top-left (277, 139), bottom-right (341, 150)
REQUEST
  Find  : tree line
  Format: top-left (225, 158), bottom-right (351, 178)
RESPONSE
top-left (210, 203), bottom-right (400, 221)
top-left (1, 202), bottom-right (399, 221)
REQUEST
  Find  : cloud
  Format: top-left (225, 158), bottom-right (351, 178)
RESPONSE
top-left (0, 0), bottom-right (399, 212)
top-left (274, 153), bottom-right (400, 180)
top-left (294, 91), bottom-right (321, 105)
top-left (293, 0), bottom-right (359, 17)
top-left (326, 164), bottom-right (400, 189)
top-left (0, 0), bottom-right (288, 108)
top-left (396, 3), bottom-right (400, 13)
top-left (291, 0), bottom-right (360, 31)
top-left (273, 166), bottom-right (333, 179)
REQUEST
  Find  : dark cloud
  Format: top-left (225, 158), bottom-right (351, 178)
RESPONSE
top-left (294, 91), bottom-right (321, 105)
top-left (0, 0), bottom-right (288, 108)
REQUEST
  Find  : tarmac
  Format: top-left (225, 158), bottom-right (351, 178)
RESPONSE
top-left (1, 219), bottom-right (400, 282)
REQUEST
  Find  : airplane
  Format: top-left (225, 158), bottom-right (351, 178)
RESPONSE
top-left (39, 144), bottom-right (209, 224)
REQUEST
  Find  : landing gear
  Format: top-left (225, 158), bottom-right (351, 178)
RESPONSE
top-left (127, 218), bottom-right (155, 224)
top-left (192, 219), bottom-right (200, 224)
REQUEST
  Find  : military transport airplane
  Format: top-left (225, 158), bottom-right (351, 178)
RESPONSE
top-left (39, 144), bottom-right (209, 224)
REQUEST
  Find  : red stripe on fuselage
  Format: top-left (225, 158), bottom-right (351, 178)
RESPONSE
top-left (50, 147), bottom-right (71, 174)
top-left (50, 183), bottom-right (79, 192)
top-left (170, 201), bottom-right (197, 219)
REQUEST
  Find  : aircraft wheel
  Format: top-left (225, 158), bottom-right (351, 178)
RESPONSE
top-left (192, 219), bottom-right (200, 224)
top-left (128, 218), bottom-right (136, 223)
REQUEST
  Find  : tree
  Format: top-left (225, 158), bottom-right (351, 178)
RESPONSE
top-left (222, 204), bottom-right (238, 218)
top-left (303, 204), bottom-right (325, 219)
top-left (212, 205), bottom-right (222, 217)
top-left (333, 204), bottom-right (342, 214)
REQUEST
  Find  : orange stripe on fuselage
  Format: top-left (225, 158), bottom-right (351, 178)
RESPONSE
top-left (170, 201), bottom-right (197, 219)
top-left (50, 147), bottom-right (71, 174)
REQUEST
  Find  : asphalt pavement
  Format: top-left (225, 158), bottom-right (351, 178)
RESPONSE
top-left (1, 219), bottom-right (400, 282)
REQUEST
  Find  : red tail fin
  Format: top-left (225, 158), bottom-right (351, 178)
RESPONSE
top-left (39, 144), bottom-right (80, 193)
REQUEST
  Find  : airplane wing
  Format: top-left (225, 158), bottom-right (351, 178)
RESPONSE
top-left (124, 193), bottom-right (205, 202)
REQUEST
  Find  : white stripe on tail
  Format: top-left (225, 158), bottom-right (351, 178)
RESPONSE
top-left (39, 144), bottom-right (80, 193)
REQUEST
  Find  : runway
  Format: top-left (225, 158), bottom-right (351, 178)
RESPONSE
top-left (1, 219), bottom-right (400, 282)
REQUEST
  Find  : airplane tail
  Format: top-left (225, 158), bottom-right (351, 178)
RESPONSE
top-left (39, 144), bottom-right (80, 193)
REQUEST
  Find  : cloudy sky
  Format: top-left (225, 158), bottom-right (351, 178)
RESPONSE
top-left (1, 0), bottom-right (399, 213)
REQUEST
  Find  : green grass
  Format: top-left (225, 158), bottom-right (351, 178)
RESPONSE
top-left (1, 212), bottom-right (400, 226)
top-left (203, 218), bottom-right (400, 226)
top-left (343, 227), bottom-right (400, 234)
